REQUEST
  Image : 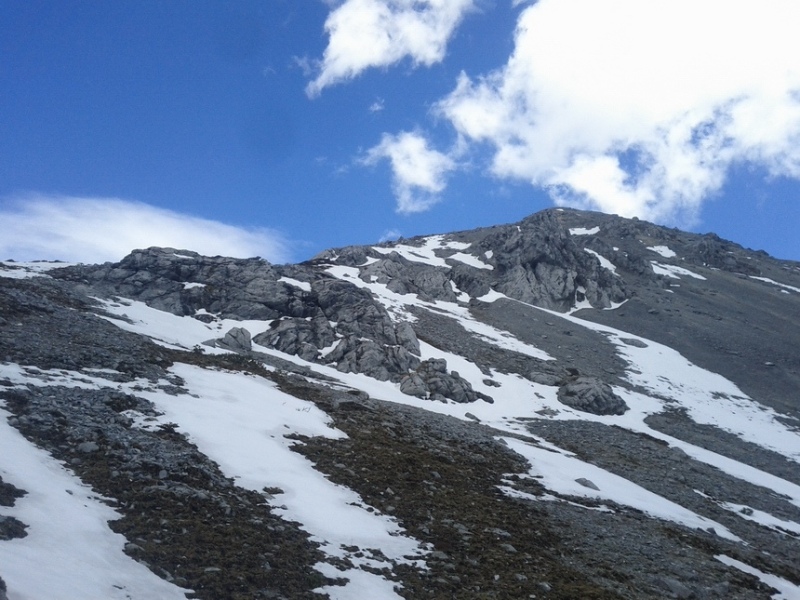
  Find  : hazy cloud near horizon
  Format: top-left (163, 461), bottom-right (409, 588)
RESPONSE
top-left (315, 0), bottom-right (800, 224)
top-left (0, 196), bottom-right (290, 264)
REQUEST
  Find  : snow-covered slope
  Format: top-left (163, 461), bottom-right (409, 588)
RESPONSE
top-left (2, 208), bottom-right (799, 599)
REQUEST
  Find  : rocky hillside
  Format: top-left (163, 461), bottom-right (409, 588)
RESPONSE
top-left (1, 208), bottom-right (799, 599)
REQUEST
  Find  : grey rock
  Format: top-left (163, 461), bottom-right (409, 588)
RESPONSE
top-left (327, 336), bottom-right (420, 381)
top-left (253, 316), bottom-right (335, 361)
top-left (399, 373), bottom-right (427, 398)
top-left (217, 327), bottom-right (252, 353)
top-left (557, 377), bottom-right (628, 415)
top-left (575, 477), bottom-right (600, 491)
top-left (0, 515), bottom-right (28, 540)
top-left (395, 321), bottom-right (420, 356)
top-left (77, 441), bottom-right (100, 453)
top-left (529, 371), bottom-right (562, 386)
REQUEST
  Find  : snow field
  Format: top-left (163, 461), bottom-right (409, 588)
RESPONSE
top-left (0, 405), bottom-right (191, 600)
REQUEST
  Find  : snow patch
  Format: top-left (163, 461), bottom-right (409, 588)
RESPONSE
top-left (715, 555), bottom-right (800, 599)
top-left (569, 226), bottom-right (600, 236)
top-left (647, 245), bottom-right (677, 258)
top-left (0, 261), bottom-right (73, 279)
top-left (651, 262), bottom-right (707, 280)
top-left (137, 365), bottom-right (428, 594)
top-left (751, 276), bottom-right (800, 294)
top-left (0, 408), bottom-right (191, 600)
top-left (372, 236), bottom-right (470, 268)
top-left (279, 276), bottom-right (312, 292)
top-left (448, 252), bottom-right (494, 270)
top-left (503, 436), bottom-right (740, 542)
top-left (584, 248), bottom-right (617, 275)
top-left (717, 501), bottom-right (800, 536)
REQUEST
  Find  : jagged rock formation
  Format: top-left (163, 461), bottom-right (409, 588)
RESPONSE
top-left (2, 208), bottom-right (800, 600)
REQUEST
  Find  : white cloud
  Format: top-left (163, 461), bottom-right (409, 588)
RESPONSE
top-left (363, 131), bottom-right (456, 213)
top-left (435, 0), bottom-right (800, 224)
top-left (0, 195), bottom-right (291, 264)
top-left (369, 97), bottom-right (386, 112)
top-left (307, 0), bottom-right (476, 96)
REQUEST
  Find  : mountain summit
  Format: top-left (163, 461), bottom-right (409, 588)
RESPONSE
top-left (1, 208), bottom-right (799, 599)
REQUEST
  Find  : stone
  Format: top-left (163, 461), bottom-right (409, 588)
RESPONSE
top-left (218, 327), bottom-right (252, 353)
top-left (78, 441), bottom-right (100, 453)
top-left (399, 373), bottom-right (427, 398)
top-left (557, 377), bottom-right (628, 415)
top-left (529, 371), bottom-right (561, 386)
top-left (575, 477), bottom-right (600, 491)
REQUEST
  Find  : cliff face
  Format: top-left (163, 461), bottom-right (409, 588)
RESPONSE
top-left (1, 208), bottom-right (799, 600)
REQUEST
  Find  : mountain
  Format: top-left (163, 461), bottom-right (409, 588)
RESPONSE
top-left (1, 208), bottom-right (799, 600)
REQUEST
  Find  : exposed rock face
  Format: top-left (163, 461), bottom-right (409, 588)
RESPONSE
top-left (253, 317), bottom-right (335, 361)
top-left (361, 256), bottom-right (460, 303)
top-left (321, 211), bottom-right (629, 312)
top-left (557, 377), bottom-right (628, 415)
top-left (326, 336), bottom-right (420, 381)
top-left (480, 211), bottom-right (628, 311)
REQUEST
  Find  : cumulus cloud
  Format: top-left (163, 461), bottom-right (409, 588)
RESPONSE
top-left (362, 131), bottom-right (456, 213)
top-left (434, 0), bottom-right (800, 224)
top-left (0, 195), bottom-right (291, 264)
top-left (307, 0), bottom-right (475, 96)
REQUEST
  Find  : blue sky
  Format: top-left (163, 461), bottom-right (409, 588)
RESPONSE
top-left (2, 0), bottom-right (799, 263)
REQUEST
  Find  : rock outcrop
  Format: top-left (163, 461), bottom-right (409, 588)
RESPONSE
top-left (557, 376), bottom-right (628, 415)
top-left (400, 358), bottom-right (493, 404)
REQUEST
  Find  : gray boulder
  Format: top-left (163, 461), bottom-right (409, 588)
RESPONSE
top-left (399, 372), bottom-right (428, 397)
top-left (217, 327), bottom-right (252, 353)
top-left (557, 377), bottom-right (628, 415)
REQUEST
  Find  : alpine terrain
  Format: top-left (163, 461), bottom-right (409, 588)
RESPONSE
top-left (1, 208), bottom-right (799, 600)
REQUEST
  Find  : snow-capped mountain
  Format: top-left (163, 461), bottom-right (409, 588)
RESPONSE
top-left (1, 208), bottom-right (799, 599)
